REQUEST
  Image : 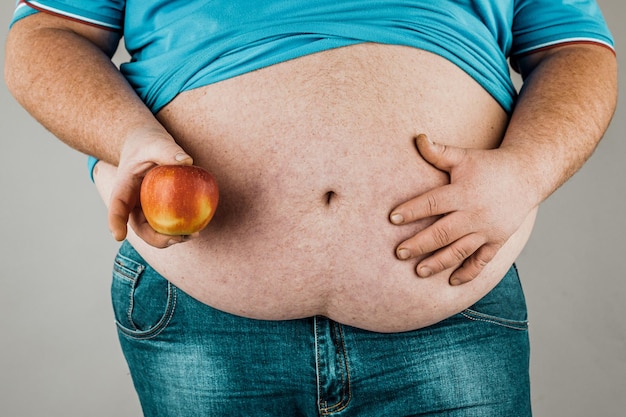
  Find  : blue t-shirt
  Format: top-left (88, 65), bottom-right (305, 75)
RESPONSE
top-left (12, 0), bottom-right (614, 114)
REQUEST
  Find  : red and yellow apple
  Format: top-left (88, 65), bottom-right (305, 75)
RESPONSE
top-left (140, 165), bottom-right (219, 236)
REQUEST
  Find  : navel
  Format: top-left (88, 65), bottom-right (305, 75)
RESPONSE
top-left (323, 190), bottom-right (338, 206)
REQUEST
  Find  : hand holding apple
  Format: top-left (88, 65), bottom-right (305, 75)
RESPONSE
top-left (140, 165), bottom-right (219, 236)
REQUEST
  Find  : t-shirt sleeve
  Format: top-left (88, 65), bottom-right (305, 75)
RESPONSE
top-left (10, 1), bottom-right (38, 27)
top-left (511, 0), bottom-right (614, 58)
top-left (10, 0), bottom-right (125, 32)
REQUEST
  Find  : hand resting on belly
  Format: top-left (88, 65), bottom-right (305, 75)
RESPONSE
top-left (93, 44), bottom-right (538, 332)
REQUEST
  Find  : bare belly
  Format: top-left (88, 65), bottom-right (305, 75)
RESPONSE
top-left (97, 43), bottom-right (536, 332)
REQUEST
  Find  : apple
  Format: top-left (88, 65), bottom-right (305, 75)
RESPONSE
top-left (140, 165), bottom-right (219, 236)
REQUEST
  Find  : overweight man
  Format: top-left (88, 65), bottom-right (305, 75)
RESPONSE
top-left (5, 1), bottom-right (617, 415)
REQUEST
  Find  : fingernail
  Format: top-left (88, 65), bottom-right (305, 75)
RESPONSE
top-left (397, 248), bottom-right (411, 260)
top-left (450, 277), bottom-right (462, 286)
top-left (175, 152), bottom-right (190, 162)
top-left (416, 134), bottom-right (433, 144)
top-left (418, 266), bottom-right (433, 277)
top-left (166, 239), bottom-right (178, 247)
top-left (390, 213), bottom-right (404, 224)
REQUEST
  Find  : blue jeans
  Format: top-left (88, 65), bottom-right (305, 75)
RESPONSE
top-left (112, 241), bottom-right (531, 416)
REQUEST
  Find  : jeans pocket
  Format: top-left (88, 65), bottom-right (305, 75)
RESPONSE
top-left (111, 242), bottom-right (177, 340)
top-left (460, 264), bottom-right (529, 331)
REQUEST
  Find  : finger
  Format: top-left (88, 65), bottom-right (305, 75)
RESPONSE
top-left (390, 185), bottom-right (457, 225)
top-left (108, 180), bottom-right (138, 241)
top-left (415, 233), bottom-right (487, 278)
top-left (415, 134), bottom-right (467, 172)
top-left (449, 243), bottom-right (501, 285)
top-left (395, 213), bottom-right (469, 260)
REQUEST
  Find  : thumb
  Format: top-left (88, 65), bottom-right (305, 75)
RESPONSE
top-left (155, 142), bottom-right (193, 167)
top-left (120, 132), bottom-right (194, 171)
top-left (415, 134), bottom-right (466, 172)
top-left (171, 151), bottom-right (193, 166)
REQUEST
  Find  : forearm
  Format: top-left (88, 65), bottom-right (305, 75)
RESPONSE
top-left (4, 14), bottom-right (170, 166)
top-left (501, 44), bottom-right (618, 207)
top-left (6, 13), bottom-right (194, 245)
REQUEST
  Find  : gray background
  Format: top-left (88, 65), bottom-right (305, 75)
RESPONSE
top-left (1, 1), bottom-right (624, 415)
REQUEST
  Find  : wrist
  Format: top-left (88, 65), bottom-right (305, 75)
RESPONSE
top-left (496, 143), bottom-right (552, 209)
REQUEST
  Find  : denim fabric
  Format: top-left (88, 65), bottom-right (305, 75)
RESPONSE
top-left (112, 241), bottom-right (531, 416)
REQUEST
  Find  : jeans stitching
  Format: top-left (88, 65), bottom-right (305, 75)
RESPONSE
top-left (112, 244), bottom-right (178, 340)
top-left (460, 308), bottom-right (528, 331)
top-left (113, 254), bottom-right (178, 340)
top-left (127, 284), bottom-right (137, 331)
top-left (320, 322), bottom-right (352, 415)
top-left (334, 323), bottom-right (352, 414)
top-left (113, 255), bottom-right (144, 279)
top-left (113, 255), bottom-right (145, 332)
top-left (117, 283), bottom-right (178, 340)
top-left (314, 317), bottom-right (321, 410)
